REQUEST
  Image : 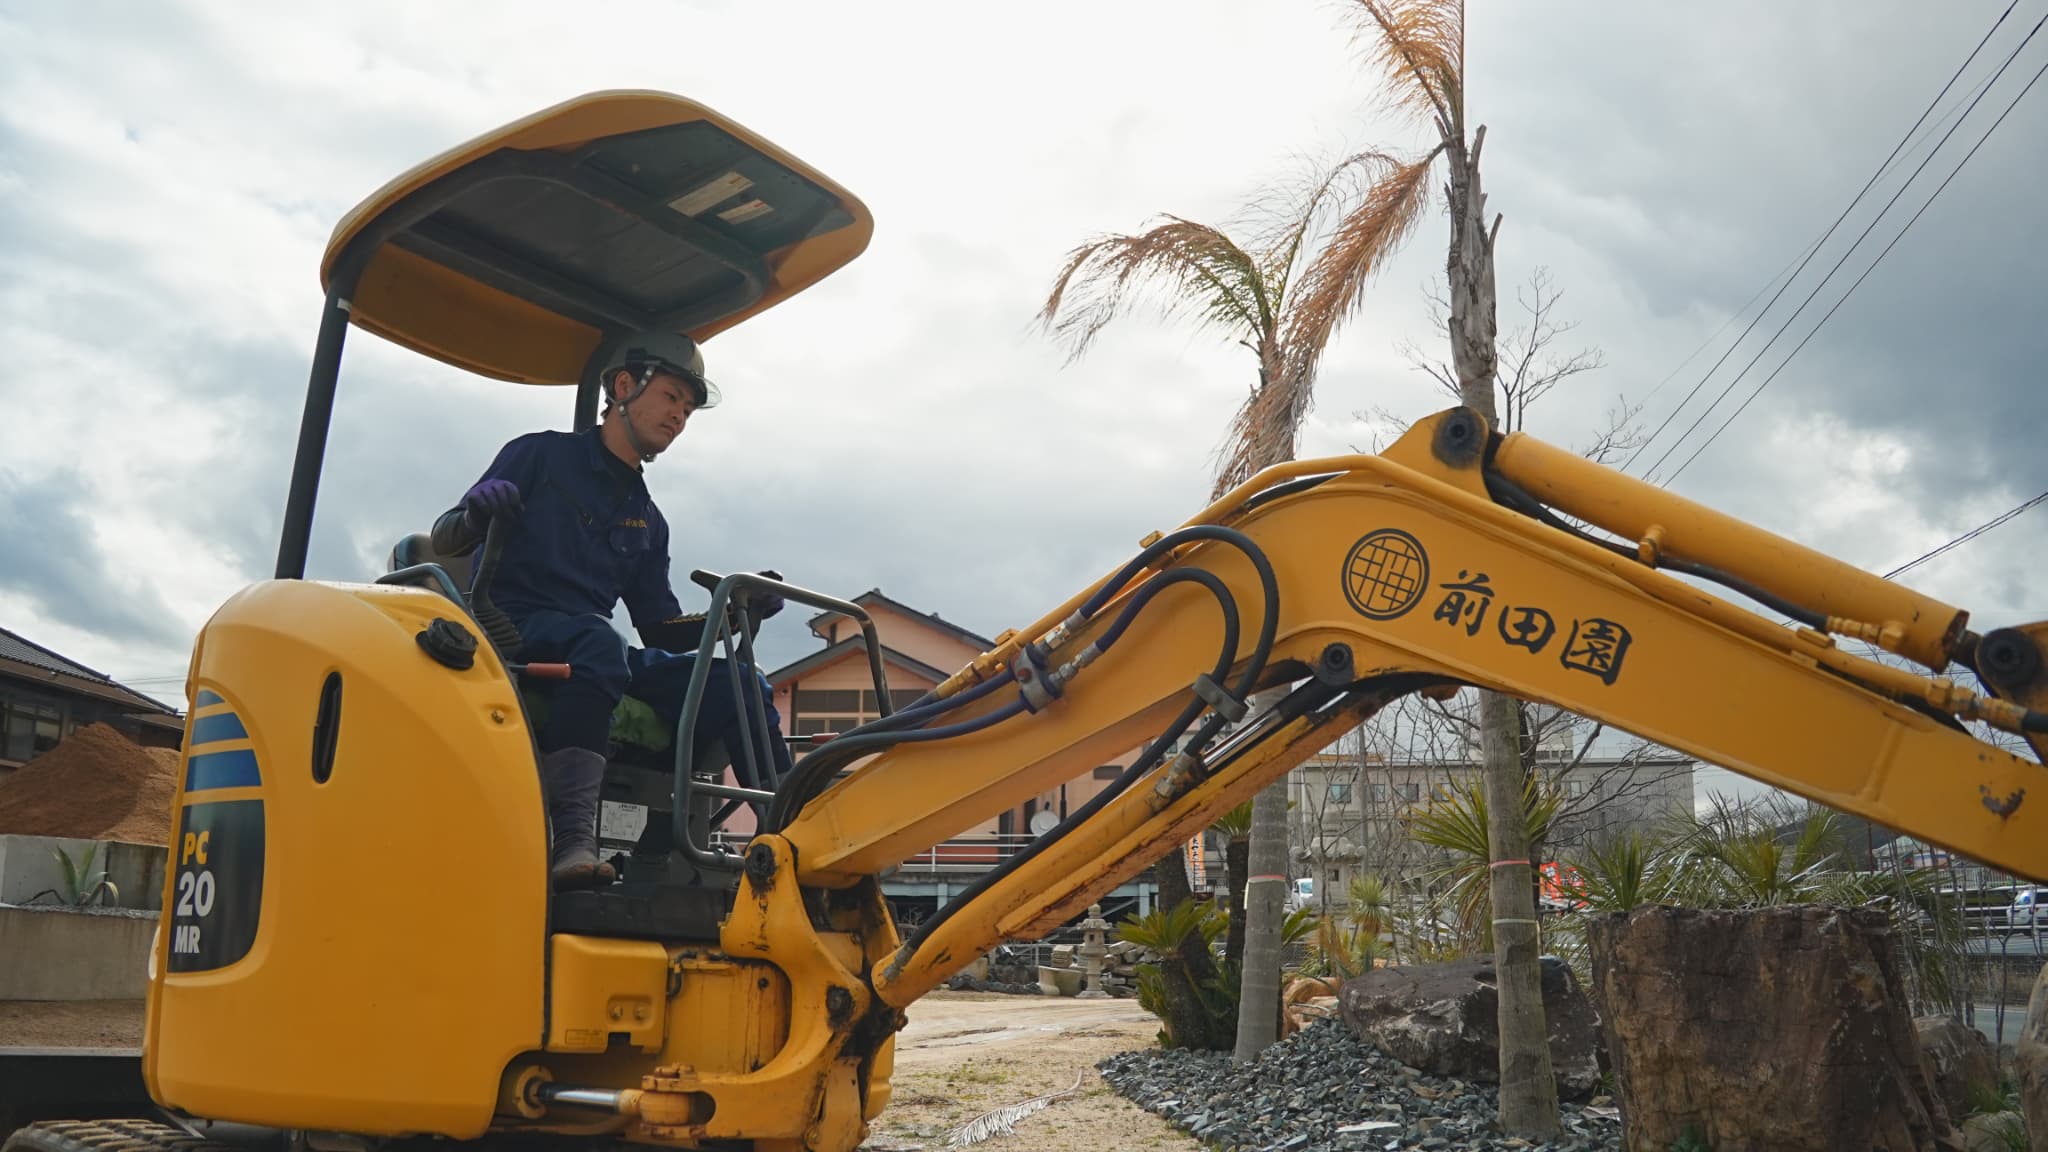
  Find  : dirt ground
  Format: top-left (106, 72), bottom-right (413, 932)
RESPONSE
top-left (0, 1000), bottom-right (145, 1048)
top-left (0, 994), bottom-right (1187, 1150)
top-left (861, 992), bottom-right (1197, 1152)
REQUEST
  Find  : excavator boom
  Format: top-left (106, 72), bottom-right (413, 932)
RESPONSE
top-left (761, 408), bottom-right (2046, 1010)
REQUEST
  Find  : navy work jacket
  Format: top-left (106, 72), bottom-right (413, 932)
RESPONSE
top-left (444, 427), bottom-right (684, 632)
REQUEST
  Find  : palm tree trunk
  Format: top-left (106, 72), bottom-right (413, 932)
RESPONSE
top-left (1446, 125), bottom-right (1561, 1138)
top-left (1233, 769), bottom-right (1291, 1062)
top-left (1154, 844), bottom-right (1193, 912)
top-left (1148, 846), bottom-right (1230, 1048)
top-left (1226, 833), bottom-right (1250, 969)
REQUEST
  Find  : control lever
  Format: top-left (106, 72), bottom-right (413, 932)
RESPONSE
top-left (468, 516), bottom-right (523, 658)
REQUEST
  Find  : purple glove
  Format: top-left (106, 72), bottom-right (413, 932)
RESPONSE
top-left (462, 478), bottom-right (521, 532)
top-left (753, 570), bottom-right (786, 621)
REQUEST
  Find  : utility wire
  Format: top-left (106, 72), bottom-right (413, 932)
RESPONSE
top-left (1769, 488), bottom-right (2048, 641)
top-left (1621, 0), bottom-right (2024, 476)
top-left (1660, 45), bottom-right (2048, 485)
top-left (1632, 241), bottom-right (1821, 409)
top-left (1643, 6), bottom-right (2047, 482)
top-left (1885, 489), bottom-right (2048, 581)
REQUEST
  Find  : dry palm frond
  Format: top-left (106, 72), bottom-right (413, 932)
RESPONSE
top-left (1251, 149), bottom-right (1412, 309)
top-left (943, 1071), bottom-right (1087, 1148)
top-left (1268, 147), bottom-right (1441, 409)
top-left (1344, 0), bottom-right (1465, 137)
top-left (1034, 218), bottom-right (1271, 363)
top-left (1208, 148), bottom-right (1438, 493)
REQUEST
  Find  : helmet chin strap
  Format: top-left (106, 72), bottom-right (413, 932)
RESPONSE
top-left (614, 365), bottom-right (659, 464)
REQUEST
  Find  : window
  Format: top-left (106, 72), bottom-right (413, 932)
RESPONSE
top-left (1, 697), bottom-right (63, 763)
top-left (1398, 782), bottom-right (1421, 803)
top-left (862, 689), bottom-right (927, 713)
top-left (794, 689), bottom-right (861, 713)
top-left (793, 687), bottom-right (928, 734)
top-left (1326, 782), bottom-right (1353, 805)
top-left (1369, 782), bottom-right (1389, 803)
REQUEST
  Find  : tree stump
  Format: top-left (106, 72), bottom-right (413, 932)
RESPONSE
top-left (1587, 905), bottom-right (1959, 1152)
top-left (2016, 961), bottom-right (2048, 1152)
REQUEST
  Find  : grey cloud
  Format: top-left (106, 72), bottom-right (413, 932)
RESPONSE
top-left (4, 0), bottom-right (2045, 733)
top-left (0, 466), bottom-right (186, 650)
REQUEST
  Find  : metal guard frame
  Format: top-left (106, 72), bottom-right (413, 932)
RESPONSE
top-left (673, 573), bottom-right (892, 867)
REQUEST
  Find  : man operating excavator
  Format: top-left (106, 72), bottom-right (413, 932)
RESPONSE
top-left (431, 330), bottom-right (794, 891)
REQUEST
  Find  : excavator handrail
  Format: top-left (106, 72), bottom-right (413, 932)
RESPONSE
top-left (669, 572), bottom-right (894, 866)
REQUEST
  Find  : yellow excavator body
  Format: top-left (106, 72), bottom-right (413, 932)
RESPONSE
top-left (141, 579), bottom-right (549, 1136)
top-left (6, 89), bottom-right (2046, 1152)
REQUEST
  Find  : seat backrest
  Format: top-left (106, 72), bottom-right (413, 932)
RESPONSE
top-left (389, 532), bottom-right (477, 592)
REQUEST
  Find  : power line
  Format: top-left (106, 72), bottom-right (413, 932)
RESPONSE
top-left (1632, 241), bottom-right (1820, 409)
top-left (1659, 45), bottom-right (2048, 485)
top-left (1769, 487), bottom-right (2048, 639)
top-left (1643, 7), bottom-right (2047, 482)
top-left (1620, 0), bottom-right (2024, 476)
top-left (1885, 489), bottom-right (2048, 580)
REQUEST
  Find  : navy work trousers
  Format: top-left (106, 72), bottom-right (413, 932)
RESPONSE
top-left (514, 611), bottom-right (793, 785)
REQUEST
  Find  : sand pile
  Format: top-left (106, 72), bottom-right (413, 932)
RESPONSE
top-left (0, 723), bottom-right (181, 846)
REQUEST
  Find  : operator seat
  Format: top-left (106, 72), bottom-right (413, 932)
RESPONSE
top-left (389, 532), bottom-right (475, 591)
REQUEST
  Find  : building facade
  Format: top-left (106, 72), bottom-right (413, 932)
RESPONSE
top-left (1287, 728), bottom-right (1696, 896)
top-left (0, 626), bottom-right (183, 781)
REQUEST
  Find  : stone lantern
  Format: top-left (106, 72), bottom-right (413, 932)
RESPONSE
top-left (1076, 903), bottom-right (1110, 999)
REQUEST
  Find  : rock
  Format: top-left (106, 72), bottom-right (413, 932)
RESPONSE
top-left (1097, 1016), bottom-right (1616, 1152)
top-left (984, 944), bottom-right (1038, 986)
top-left (2018, 963), bottom-right (2048, 1152)
top-left (1919, 1016), bottom-right (2001, 1127)
top-left (1961, 1112), bottom-right (2026, 1152)
top-left (1588, 905), bottom-right (1960, 1151)
top-left (1039, 965), bottom-right (1083, 996)
top-left (1337, 955), bottom-right (1606, 1100)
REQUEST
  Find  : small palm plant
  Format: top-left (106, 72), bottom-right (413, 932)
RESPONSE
top-left (1116, 899), bottom-right (1235, 1050)
top-left (1404, 773), bottom-right (1562, 951)
top-left (32, 843), bottom-right (120, 907)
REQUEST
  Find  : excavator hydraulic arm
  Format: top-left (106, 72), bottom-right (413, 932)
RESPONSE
top-left (762, 407), bottom-right (2047, 1012)
top-left (518, 407), bottom-right (2048, 1151)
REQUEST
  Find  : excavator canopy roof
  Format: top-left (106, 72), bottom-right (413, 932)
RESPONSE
top-left (319, 89), bottom-right (872, 386)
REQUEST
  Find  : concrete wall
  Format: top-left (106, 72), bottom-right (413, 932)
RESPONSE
top-left (0, 835), bottom-right (166, 912)
top-left (0, 904), bottom-right (156, 1000)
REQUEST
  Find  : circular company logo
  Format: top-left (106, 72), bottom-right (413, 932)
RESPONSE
top-left (1343, 529), bottom-right (1430, 620)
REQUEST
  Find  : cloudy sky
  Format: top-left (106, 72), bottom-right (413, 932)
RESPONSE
top-left (3, 2), bottom-right (2043, 808)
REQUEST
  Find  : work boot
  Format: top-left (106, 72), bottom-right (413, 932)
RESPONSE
top-left (540, 747), bottom-right (617, 891)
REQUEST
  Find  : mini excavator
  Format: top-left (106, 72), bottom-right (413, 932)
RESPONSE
top-left (4, 90), bottom-right (2046, 1152)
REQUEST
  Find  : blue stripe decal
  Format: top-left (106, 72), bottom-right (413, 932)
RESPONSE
top-left (189, 712), bottom-right (248, 746)
top-left (195, 690), bottom-right (226, 708)
top-left (186, 749), bottom-right (261, 791)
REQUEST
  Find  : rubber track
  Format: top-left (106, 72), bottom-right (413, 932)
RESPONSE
top-left (2, 1120), bottom-right (232, 1152)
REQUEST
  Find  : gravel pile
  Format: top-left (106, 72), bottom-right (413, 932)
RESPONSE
top-left (1097, 1017), bottom-right (1620, 1152)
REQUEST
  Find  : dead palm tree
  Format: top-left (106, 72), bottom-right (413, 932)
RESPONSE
top-left (1036, 150), bottom-right (1435, 1065)
top-left (1292, 0), bottom-right (1559, 1133)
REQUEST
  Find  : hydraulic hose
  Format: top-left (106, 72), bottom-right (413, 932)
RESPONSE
top-left (770, 524), bottom-right (1281, 833)
top-left (1484, 470), bottom-right (1831, 631)
top-left (885, 566), bottom-right (1245, 975)
top-left (765, 688), bottom-right (1028, 832)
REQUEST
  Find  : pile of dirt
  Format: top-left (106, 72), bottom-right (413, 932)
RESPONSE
top-left (0, 723), bottom-right (181, 846)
